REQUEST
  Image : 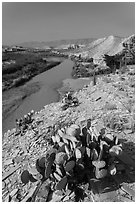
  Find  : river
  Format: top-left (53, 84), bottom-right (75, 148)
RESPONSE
top-left (2, 58), bottom-right (74, 133)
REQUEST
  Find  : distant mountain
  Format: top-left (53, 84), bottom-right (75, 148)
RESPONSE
top-left (16, 38), bottom-right (96, 49)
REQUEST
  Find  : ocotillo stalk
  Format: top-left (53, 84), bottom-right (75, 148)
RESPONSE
top-left (93, 71), bottom-right (96, 86)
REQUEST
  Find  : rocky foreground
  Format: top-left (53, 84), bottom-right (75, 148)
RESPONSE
top-left (2, 65), bottom-right (135, 202)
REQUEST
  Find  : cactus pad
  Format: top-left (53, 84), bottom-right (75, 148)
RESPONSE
top-left (95, 169), bottom-right (107, 179)
top-left (56, 176), bottom-right (67, 190)
top-left (109, 145), bottom-right (122, 157)
top-left (55, 152), bottom-right (68, 165)
top-left (65, 160), bottom-right (75, 172)
top-left (75, 148), bottom-right (82, 159)
top-left (45, 162), bottom-right (52, 179)
top-left (21, 170), bottom-right (30, 184)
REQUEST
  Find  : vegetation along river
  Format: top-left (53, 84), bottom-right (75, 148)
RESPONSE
top-left (3, 57), bottom-right (92, 134)
top-left (2, 58), bottom-right (74, 133)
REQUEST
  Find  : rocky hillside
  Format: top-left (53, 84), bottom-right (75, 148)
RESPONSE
top-left (69, 34), bottom-right (135, 64)
top-left (2, 65), bottom-right (135, 202)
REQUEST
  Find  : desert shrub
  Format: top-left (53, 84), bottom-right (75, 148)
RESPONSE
top-left (103, 113), bottom-right (124, 131)
top-left (12, 76), bottom-right (28, 87)
top-left (79, 66), bottom-right (88, 76)
top-left (103, 112), bottom-right (135, 132)
top-left (2, 64), bottom-right (22, 75)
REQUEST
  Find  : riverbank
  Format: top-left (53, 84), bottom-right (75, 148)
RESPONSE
top-left (2, 82), bottom-right (41, 121)
top-left (2, 65), bottom-right (135, 202)
top-left (2, 58), bottom-right (62, 133)
top-left (3, 61), bottom-right (61, 91)
top-left (2, 58), bottom-right (76, 133)
top-left (2, 51), bottom-right (62, 91)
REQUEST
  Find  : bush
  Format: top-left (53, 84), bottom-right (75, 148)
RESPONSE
top-left (12, 76), bottom-right (28, 87)
top-left (2, 64), bottom-right (22, 75)
top-left (103, 113), bottom-right (124, 131)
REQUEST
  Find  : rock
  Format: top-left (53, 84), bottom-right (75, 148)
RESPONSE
top-left (121, 183), bottom-right (135, 198)
top-left (4, 195), bottom-right (12, 202)
top-left (105, 133), bottom-right (114, 142)
top-left (2, 164), bottom-right (21, 181)
top-left (10, 188), bottom-right (18, 197)
top-left (21, 184), bottom-right (39, 202)
top-left (35, 181), bottom-right (50, 202)
top-left (4, 159), bottom-right (13, 166)
top-left (48, 191), bottom-right (63, 202)
top-left (2, 181), bottom-right (6, 190)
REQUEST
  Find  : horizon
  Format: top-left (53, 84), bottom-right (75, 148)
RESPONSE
top-left (3, 34), bottom-right (135, 47)
top-left (3, 2), bottom-right (135, 45)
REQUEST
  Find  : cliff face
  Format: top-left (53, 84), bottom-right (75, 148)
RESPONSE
top-left (2, 65), bottom-right (135, 202)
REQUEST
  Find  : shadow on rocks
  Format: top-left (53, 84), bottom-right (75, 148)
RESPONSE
top-left (88, 139), bottom-right (135, 196)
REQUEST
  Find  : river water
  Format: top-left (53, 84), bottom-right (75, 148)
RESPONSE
top-left (3, 58), bottom-right (74, 133)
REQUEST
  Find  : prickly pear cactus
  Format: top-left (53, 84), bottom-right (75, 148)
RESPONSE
top-left (56, 176), bottom-right (67, 190)
top-left (20, 120), bottom-right (125, 202)
top-left (65, 160), bottom-right (75, 172)
top-left (21, 170), bottom-right (30, 184)
top-left (55, 152), bottom-right (68, 165)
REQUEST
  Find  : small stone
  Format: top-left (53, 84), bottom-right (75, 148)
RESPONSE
top-left (4, 159), bottom-right (13, 166)
top-left (121, 183), bottom-right (135, 198)
top-left (2, 190), bottom-right (9, 199)
top-left (2, 164), bottom-right (20, 181)
top-left (10, 188), bottom-right (18, 197)
top-left (120, 196), bottom-right (132, 202)
top-left (8, 183), bottom-right (12, 188)
top-left (12, 149), bottom-right (20, 157)
top-left (62, 195), bottom-right (70, 202)
top-left (99, 191), bottom-right (118, 202)
top-left (14, 156), bottom-right (22, 163)
top-left (2, 181), bottom-right (6, 189)
top-left (20, 150), bottom-right (24, 155)
top-left (105, 133), bottom-right (114, 142)
top-left (47, 192), bottom-right (63, 202)
top-left (4, 194), bottom-right (12, 202)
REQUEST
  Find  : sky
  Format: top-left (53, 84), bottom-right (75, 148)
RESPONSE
top-left (2, 2), bottom-right (135, 45)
